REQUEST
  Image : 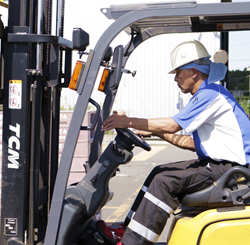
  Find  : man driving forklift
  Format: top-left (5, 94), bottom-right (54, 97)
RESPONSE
top-left (98, 39), bottom-right (250, 245)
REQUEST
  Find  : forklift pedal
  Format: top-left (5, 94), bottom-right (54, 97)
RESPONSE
top-left (93, 231), bottom-right (105, 244)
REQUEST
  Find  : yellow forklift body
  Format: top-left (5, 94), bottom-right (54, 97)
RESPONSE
top-left (168, 206), bottom-right (250, 245)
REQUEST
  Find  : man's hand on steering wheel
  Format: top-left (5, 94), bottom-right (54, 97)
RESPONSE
top-left (115, 128), bottom-right (151, 151)
top-left (102, 110), bottom-right (128, 132)
top-left (134, 130), bottom-right (153, 139)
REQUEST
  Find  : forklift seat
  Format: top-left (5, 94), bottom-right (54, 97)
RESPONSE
top-left (181, 166), bottom-right (250, 207)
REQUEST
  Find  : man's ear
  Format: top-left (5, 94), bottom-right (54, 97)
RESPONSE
top-left (191, 68), bottom-right (198, 78)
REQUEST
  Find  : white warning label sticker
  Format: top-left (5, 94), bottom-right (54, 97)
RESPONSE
top-left (9, 80), bottom-right (22, 109)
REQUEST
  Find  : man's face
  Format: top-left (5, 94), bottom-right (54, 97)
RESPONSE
top-left (174, 69), bottom-right (196, 95)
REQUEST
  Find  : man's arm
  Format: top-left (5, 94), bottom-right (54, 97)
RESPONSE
top-left (155, 133), bottom-right (196, 151)
top-left (102, 110), bottom-right (195, 152)
top-left (102, 110), bottom-right (182, 134)
top-left (136, 130), bottom-right (195, 152)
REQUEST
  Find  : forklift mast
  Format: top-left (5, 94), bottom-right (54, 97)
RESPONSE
top-left (0, 0), bottom-right (75, 244)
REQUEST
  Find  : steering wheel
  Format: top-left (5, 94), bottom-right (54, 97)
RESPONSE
top-left (115, 128), bottom-right (151, 152)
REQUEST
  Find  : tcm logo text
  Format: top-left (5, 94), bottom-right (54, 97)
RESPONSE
top-left (8, 123), bottom-right (20, 169)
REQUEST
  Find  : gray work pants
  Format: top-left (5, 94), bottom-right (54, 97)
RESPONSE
top-left (122, 159), bottom-right (237, 245)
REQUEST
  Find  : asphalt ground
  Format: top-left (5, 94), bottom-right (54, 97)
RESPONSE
top-left (100, 143), bottom-right (197, 244)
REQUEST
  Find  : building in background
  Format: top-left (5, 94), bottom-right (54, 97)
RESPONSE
top-left (62, 0), bottom-right (222, 121)
top-left (0, 0), bottom-right (222, 120)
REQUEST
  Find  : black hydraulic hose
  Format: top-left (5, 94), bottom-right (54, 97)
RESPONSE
top-left (60, 0), bottom-right (65, 38)
top-left (29, 79), bottom-right (42, 244)
top-left (59, 0), bottom-right (65, 72)
top-left (50, 86), bottom-right (61, 200)
top-left (50, 0), bottom-right (65, 201)
top-left (124, 29), bottom-right (135, 57)
top-left (44, 0), bottom-right (52, 79)
top-left (29, 0), bottom-right (34, 33)
top-left (45, 0), bottom-right (52, 34)
top-left (29, 83), bottom-right (35, 245)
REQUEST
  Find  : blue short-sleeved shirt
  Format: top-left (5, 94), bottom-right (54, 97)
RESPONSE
top-left (172, 79), bottom-right (250, 165)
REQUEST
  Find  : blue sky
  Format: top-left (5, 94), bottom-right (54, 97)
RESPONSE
top-left (229, 0), bottom-right (250, 71)
top-left (229, 30), bottom-right (250, 71)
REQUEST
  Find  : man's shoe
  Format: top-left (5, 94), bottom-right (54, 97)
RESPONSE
top-left (97, 220), bottom-right (124, 245)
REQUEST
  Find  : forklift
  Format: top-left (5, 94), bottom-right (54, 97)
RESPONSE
top-left (1, 1), bottom-right (250, 244)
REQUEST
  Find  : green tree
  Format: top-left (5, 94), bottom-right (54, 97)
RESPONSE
top-left (228, 68), bottom-right (250, 118)
top-left (228, 68), bottom-right (249, 91)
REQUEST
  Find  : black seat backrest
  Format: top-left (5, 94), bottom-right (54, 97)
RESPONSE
top-left (181, 166), bottom-right (250, 207)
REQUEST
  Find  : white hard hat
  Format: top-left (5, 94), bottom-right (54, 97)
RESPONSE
top-left (168, 40), bottom-right (210, 74)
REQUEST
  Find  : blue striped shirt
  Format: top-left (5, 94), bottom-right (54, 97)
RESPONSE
top-left (172, 79), bottom-right (250, 165)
